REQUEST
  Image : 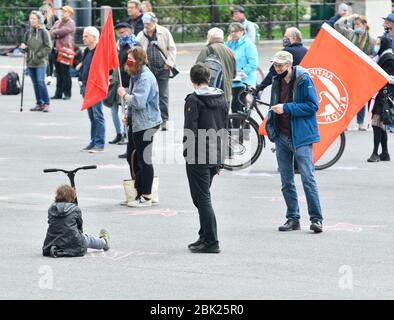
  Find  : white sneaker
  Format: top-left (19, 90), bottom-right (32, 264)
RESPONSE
top-left (127, 196), bottom-right (152, 207)
top-left (46, 76), bottom-right (52, 85)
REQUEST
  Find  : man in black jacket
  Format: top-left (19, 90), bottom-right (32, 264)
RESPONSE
top-left (183, 63), bottom-right (228, 254)
top-left (257, 27), bottom-right (307, 92)
top-left (126, 0), bottom-right (144, 36)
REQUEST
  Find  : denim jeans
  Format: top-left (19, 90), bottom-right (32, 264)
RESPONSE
top-left (82, 86), bottom-right (105, 149)
top-left (275, 133), bottom-right (323, 222)
top-left (357, 106), bottom-right (365, 124)
top-left (28, 66), bottom-right (49, 105)
top-left (82, 234), bottom-right (105, 250)
top-left (111, 103), bottom-right (125, 135)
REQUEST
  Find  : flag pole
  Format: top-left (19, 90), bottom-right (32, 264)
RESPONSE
top-left (117, 65), bottom-right (126, 115)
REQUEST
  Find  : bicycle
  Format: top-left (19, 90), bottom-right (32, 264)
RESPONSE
top-left (224, 86), bottom-right (346, 171)
top-left (43, 165), bottom-right (97, 205)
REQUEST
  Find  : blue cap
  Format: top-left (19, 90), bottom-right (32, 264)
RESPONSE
top-left (382, 13), bottom-right (394, 23)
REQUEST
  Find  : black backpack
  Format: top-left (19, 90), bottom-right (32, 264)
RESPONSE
top-left (1, 71), bottom-right (21, 95)
top-left (203, 45), bottom-right (224, 89)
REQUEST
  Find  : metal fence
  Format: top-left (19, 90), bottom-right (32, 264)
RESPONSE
top-left (0, 1), bottom-right (335, 46)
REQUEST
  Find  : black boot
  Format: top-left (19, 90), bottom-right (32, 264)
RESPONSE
top-left (109, 134), bottom-right (122, 144)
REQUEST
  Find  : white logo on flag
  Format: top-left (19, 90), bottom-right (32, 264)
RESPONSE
top-left (308, 68), bottom-right (349, 124)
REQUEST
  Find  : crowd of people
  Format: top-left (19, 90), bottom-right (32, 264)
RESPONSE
top-left (16, 1), bottom-right (393, 256)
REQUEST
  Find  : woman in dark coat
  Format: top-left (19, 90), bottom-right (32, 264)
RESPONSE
top-left (368, 37), bottom-right (394, 162)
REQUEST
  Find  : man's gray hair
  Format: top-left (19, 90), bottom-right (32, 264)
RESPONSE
top-left (207, 27), bottom-right (224, 43)
top-left (286, 27), bottom-right (302, 42)
top-left (128, 0), bottom-right (142, 9)
top-left (84, 26), bottom-right (100, 40)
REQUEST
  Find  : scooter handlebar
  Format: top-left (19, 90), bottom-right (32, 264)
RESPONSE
top-left (81, 165), bottom-right (97, 170)
top-left (43, 168), bottom-right (61, 173)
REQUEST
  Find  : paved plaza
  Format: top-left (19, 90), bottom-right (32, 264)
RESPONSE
top-left (0, 42), bottom-right (393, 300)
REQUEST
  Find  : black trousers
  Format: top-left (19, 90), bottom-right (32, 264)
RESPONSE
top-left (54, 60), bottom-right (72, 97)
top-left (186, 164), bottom-right (218, 243)
top-left (127, 124), bottom-right (158, 196)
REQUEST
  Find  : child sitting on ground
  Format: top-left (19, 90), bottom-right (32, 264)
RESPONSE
top-left (42, 184), bottom-right (110, 257)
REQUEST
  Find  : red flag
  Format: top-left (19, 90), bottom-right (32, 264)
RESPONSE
top-left (81, 10), bottom-right (119, 110)
top-left (300, 23), bottom-right (389, 163)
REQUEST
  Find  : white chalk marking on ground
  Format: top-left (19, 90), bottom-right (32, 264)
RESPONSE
top-left (35, 135), bottom-right (76, 140)
top-left (97, 164), bottom-right (129, 170)
top-left (233, 172), bottom-right (275, 177)
top-left (326, 166), bottom-right (362, 171)
top-left (96, 185), bottom-right (123, 190)
top-left (84, 250), bottom-right (164, 261)
top-left (325, 223), bottom-right (384, 233)
top-left (34, 122), bottom-right (65, 126)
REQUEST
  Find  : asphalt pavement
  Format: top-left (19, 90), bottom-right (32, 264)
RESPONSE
top-left (0, 41), bottom-right (393, 300)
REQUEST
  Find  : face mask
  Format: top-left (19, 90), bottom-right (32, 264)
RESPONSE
top-left (374, 45), bottom-right (380, 56)
top-left (354, 27), bottom-right (363, 34)
top-left (384, 27), bottom-right (391, 33)
top-left (282, 37), bottom-right (291, 47)
top-left (126, 58), bottom-right (135, 67)
top-left (277, 70), bottom-right (289, 79)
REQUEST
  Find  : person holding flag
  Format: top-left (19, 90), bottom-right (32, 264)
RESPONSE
top-left (78, 27), bottom-right (106, 153)
top-left (117, 46), bottom-right (162, 207)
top-left (265, 51), bottom-right (324, 233)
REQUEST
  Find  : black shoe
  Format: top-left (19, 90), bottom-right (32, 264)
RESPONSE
top-left (188, 237), bottom-right (205, 249)
top-left (161, 121), bottom-right (167, 131)
top-left (310, 220), bottom-right (323, 233)
top-left (109, 134), bottom-right (122, 144)
top-left (379, 153), bottom-right (391, 161)
top-left (367, 153), bottom-right (380, 162)
top-left (30, 104), bottom-right (43, 112)
top-left (118, 153), bottom-right (127, 159)
top-left (63, 95), bottom-right (71, 100)
top-left (278, 219), bottom-right (301, 232)
top-left (51, 95), bottom-right (62, 99)
top-left (81, 143), bottom-right (94, 151)
top-left (189, 241), bottom-right (220, 253)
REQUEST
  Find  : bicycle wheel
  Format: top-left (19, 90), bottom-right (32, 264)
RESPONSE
top-left (314, 132), bottom-right (346, 170)
top-left (223, 113), bottom-right (264, 171)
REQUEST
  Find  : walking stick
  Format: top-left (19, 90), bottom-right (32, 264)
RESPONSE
top-left (117, 66), bottom-right (125, 115)
top-left (20, 51), bottom-right (26, 112)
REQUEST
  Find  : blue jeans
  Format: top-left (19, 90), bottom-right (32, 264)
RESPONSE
top-left (82, 86), bottom-right (105, 148)
top-left (82, 234), bottom-right (105, 250)
top-left (357, 106), bottom-right (365, 124)
top-left (111, 103), bottom-right (125, 135)
top-left (275, 134), bottom-right (323, 222)
top-left (28, 66), bottom-right (49, 105)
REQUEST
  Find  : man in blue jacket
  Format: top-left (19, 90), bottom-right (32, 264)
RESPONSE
top-left (266, 51), bottom-right (323, 233)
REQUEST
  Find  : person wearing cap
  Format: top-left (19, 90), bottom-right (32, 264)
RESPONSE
top-left (226, 22), bottom-right (258, 118)
top-left (195, 27), bottom-right (236, 106)
top-left (327, 2), bottom-right (349, 28)
top-left (335, 14), bottom-right (376, 131)
top-left (265, 51), bottom-right (323, 233)
top-left (126, 0), bottom-right (144, 36)
top-left (137, 12), bottom-right (177, 131)
top-left (49, 5), bottom-right (76, 100)
top-left (231, 5), bottom-right (256, 44)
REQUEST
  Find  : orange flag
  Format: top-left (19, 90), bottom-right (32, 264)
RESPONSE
top-left (300, 23), bottom-right (389, 163)
top-left (81, 10), bottom-right (119, 111)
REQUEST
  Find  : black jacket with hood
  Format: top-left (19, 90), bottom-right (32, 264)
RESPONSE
top-left (374, 37), bottom-right (394, 115)
top-left (183, 87), bottom-right (228, 166)
top-left (42, 202), bottom-right (86, 257)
